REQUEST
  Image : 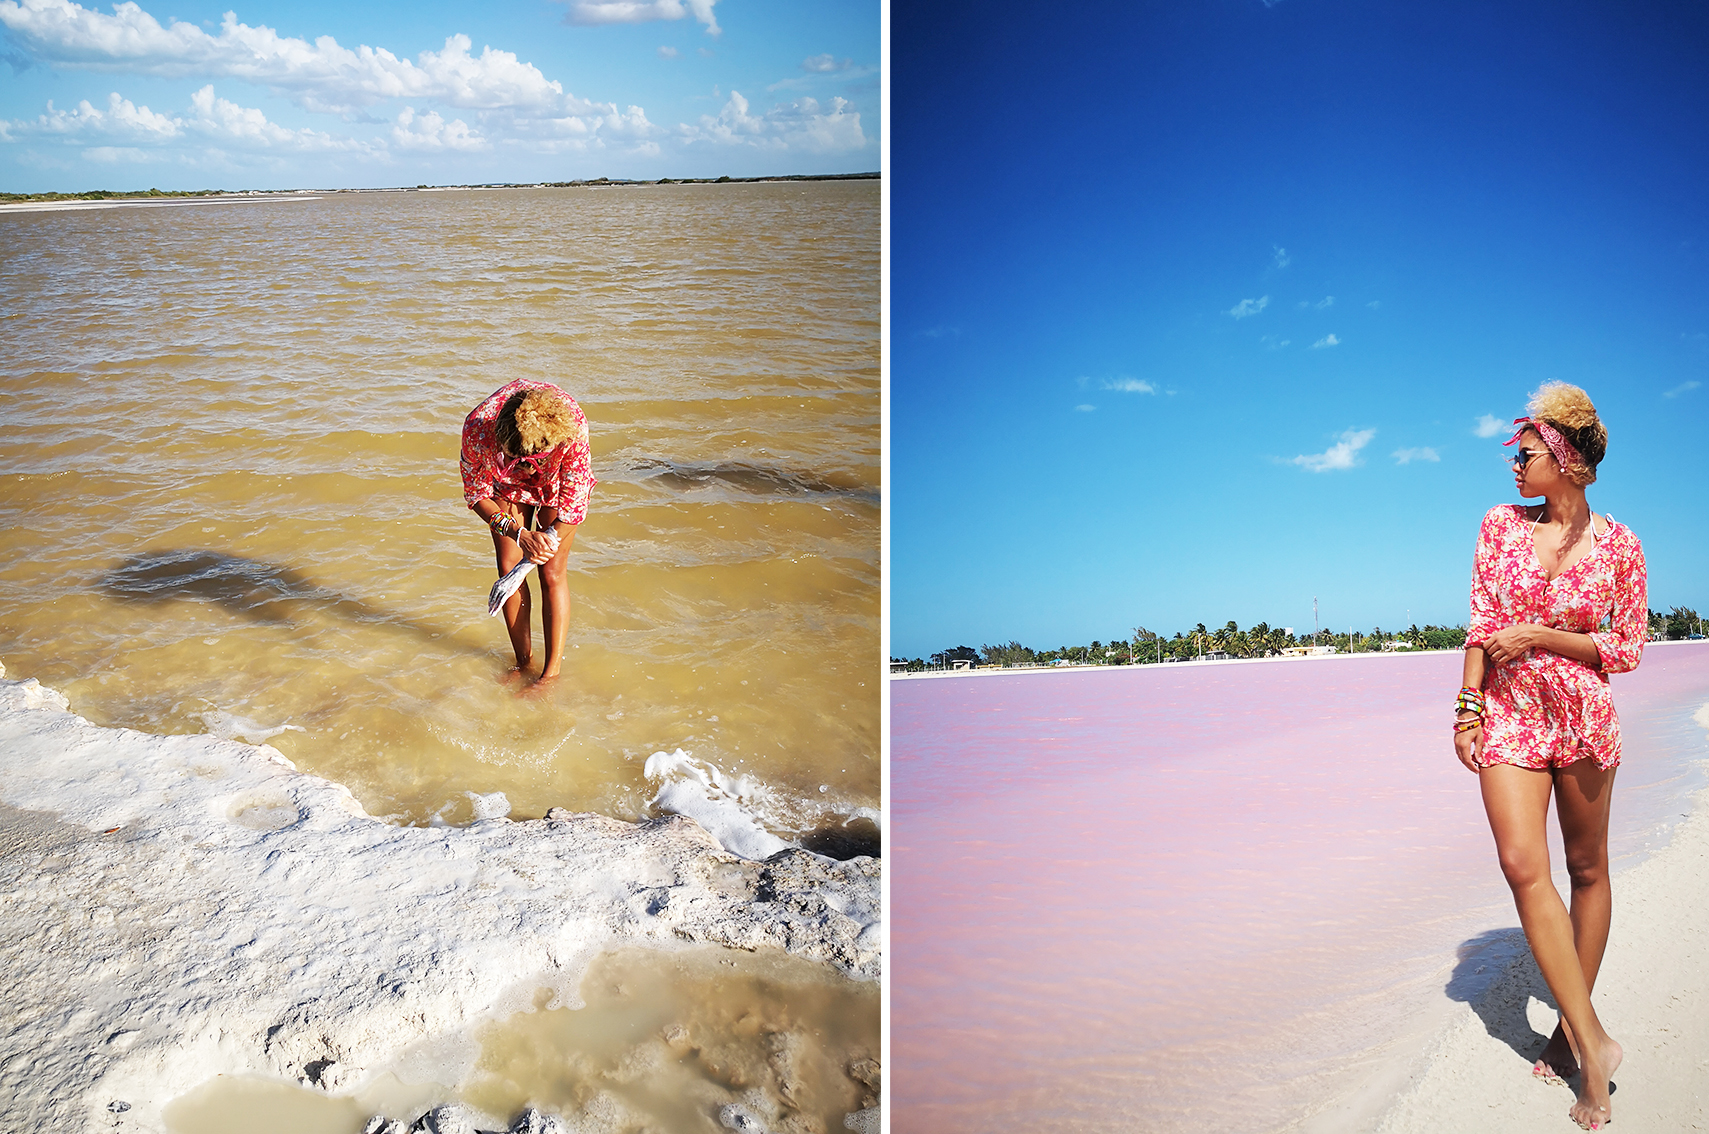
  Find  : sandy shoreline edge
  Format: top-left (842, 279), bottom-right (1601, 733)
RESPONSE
top-left (0, 661), bottom-right (881, 1133)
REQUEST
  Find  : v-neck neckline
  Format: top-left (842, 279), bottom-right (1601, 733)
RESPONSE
top-left (1521, 504), bottom-right (1608, 584)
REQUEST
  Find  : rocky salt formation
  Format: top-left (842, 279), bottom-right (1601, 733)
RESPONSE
top-left (0, 667), bottom-right (881, 1133)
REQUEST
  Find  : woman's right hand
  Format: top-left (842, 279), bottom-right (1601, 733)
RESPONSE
top-left (1454, 723), bottom-right (1484, 773)
top-left (517, 527), bottom-right (559, 565)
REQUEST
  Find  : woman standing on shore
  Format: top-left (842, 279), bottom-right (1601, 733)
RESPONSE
top-left (461, 380), bottom-right (596, 687)
top-left (1454, 383), bottom-right (1645, 1131)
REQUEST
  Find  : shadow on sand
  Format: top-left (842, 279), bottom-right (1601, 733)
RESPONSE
top-left (1448, 927), bottom-right (1559, 1062)
top-left (101, 549), bottom-right (459, 647)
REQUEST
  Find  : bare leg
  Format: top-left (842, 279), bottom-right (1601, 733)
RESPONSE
top-left (1481, 764), bottom-right (1621, 1129)
top-left (491, 503), bottom-right (534, 673)
top-left (535, 526), bottom-right (575, 683)
top-left (1536, 759), bottom-right (1617, 1082)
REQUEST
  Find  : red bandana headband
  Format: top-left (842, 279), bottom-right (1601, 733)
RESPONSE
top-left (1503, 416), bottom-right (1581, 473)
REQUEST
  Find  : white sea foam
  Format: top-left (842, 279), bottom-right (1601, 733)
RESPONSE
top-left (199, 708), bottom-right (307, 745)
top-left (1693, 701), bottom-right (1709, 732)
top-left (0, 665), bottom-right (879, 1133)
top-left (645, 748), bottom-right (789, 861)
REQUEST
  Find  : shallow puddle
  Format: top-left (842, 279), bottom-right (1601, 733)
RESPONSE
top-left (162, 945), bottom-right (880, 1134)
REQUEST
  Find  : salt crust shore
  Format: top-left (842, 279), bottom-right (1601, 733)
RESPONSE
top-left (0, 664), bottom-right (881, 1133)
top-left (1351, 700), bottom-right (1709, 1134)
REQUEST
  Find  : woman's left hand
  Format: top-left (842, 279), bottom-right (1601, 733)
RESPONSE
top-left (1483, 623), bottom-right (1540, 665)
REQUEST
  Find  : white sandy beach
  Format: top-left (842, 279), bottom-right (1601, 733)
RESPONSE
top-left (1364, 706), bottom-right (1709, 1133)
top-left (0, 661), bottom-right (881, 1133)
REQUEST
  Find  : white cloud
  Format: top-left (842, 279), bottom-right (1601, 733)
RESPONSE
top-left (4, 86), bottom-right (363, 153)
top-left (802, 53), bottom-right (851, 73)
top-left (0, 1), bottom-right (574, 114)
top-left (1101, 378), bottom-right (1157, 393)
top-left (1315, 295), bottom-right (1334, 309)
top-left (1261, 335), bottom-right (1290, 349)
top-left (1366, 300), bottom-right (1381, 309)
top-left (392, 105), bottom-right (485, 151)
top-left (1663, 380), bottom-right (1701, 398)
top-left (559, 0), bottom-right (720, 35)
top-left (1075, 404), bottom-right (1096, 412)
top-left (1292, 428), bottom-right (1375, 472)
top-left (1273, 245), bottom-right (1290, 269)
top-left (916, 325), bottom-right (960, 339)
top-left (1311, 333), bottom-right (1340, 349)
top-left (679, 90), bottom-right (866, 152)
top-left (1227, 295), bottom-right (1269, 319)
top-left (1393, 447), bottom-right (1440, 464)
top-left (1473, 414), bottom-right (1503, 438)
top-left (658, 45), bottom-right (678, 58)
top-left (697, 46), bottom-right (714, 57)
top-left (82, 144), bottom-right (150, 162)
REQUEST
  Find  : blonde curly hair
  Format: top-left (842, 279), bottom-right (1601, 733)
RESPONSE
top-left (1526, 381), bottom-right (1607, 486)
top-left (496, 389), bottom-right (574, 456)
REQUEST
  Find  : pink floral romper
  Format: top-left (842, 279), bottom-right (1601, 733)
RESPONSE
top-left (460, 379), bottom-right (597, 525)
top-left (1467, 504), bottom-right (1647, 771)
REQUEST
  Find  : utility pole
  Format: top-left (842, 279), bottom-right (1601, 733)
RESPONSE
top-left (1314, 596), bottom-right (1319, 647)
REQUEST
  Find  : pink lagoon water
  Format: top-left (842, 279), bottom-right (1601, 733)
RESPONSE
top-left (890, 645), bottom-right (1709, 1134)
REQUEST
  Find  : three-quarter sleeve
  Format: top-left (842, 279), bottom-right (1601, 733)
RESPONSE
top-left (554, 410), bottom-right (595, 525)
top-left (1590, 531), bottom-right (1647, 674)
top-left (461, 416), bottom-right (497, 509)
top-left (1466, 507), bottom-right (1507, 649)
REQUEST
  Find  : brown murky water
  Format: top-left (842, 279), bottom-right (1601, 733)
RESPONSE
top-left (161, 946), bottom-right (880, 1134)
top-left (0, 183), bottom-right (879, 845)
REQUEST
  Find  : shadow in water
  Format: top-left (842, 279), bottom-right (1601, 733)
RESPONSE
top-left (633, 459), bottom-right (879, 505)
top-left (1447, 927), bottom-right (1555, 1062)
top-left (101, 549), bottom-right (459, 645)
top-left (799, 815), bottom-right (881, 860)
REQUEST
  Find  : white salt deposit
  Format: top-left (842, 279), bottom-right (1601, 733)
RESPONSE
top-left (0, 664), bottom-right (880, 1134)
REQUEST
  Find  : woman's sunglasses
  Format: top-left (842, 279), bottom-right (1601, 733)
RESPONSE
top-left (1509, 448), bottom-right (1546, 472)
top-left (497, 446), bottom-right (558, 478)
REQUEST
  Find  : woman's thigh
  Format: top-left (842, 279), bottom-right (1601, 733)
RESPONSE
top-left (1553, 759), bottom-right (1615, 869)
top-left (1480, 763), bottom-right (1557, 884)
top-left (491, 501), bottom-right (535, 573)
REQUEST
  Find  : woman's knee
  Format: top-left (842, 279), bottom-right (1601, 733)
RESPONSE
top-left (1496, 847), bottom-right (1551, 893)
top-left (1563, 849), bottom-right (1608, 892)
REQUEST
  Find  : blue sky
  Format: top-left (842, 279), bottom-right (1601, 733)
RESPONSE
top-left (891, 0), bottom-right (1709, 659)
top-left (0, 0), bottom-right (877, 189)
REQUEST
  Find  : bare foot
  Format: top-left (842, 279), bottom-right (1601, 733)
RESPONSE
top-left (1568, 1034), bottom-right (1622, 1130)
top-left (1533, 1023), bottom-right (1579, 1084)
top-left (498, 658), bottom-right (533, 687)
top-left (518, 672), bottom-right (560, 700)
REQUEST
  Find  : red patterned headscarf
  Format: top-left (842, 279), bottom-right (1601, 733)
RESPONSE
top-left (1504, 417), bottom-right (1584, 478)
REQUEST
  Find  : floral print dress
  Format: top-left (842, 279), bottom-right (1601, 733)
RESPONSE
top-left (1467, 504), bottom-right (1647, 771)
top-left (460, 379), bottom-right (596, 525)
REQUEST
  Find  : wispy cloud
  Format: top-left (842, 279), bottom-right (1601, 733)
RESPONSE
top-left (1101, 378), bottom-right (1157, 394)
top-left (1292, 428), bottom-right (1375, 472)
top-left (1393, 447), bottom-right (1440, 465)
top-left (677, 90), bottom-right (866, 152)
top-left (1664, 380), bottom-right (1701, 398)
top-left (1316, 295), bottom-right (1334, 309)
top-left (1260, 334), bottom-right (1290, 350)
top-left (1227, 295), bottom-right (1269, 319)
top-left (916, 325), bottom-right (960, 339)
top-left (1310, 333), bottom-right (1340, 349)
top-left (658, 45), bottom-right (678, 58)
top-left (1474, 414), bottom-right (1504, 438)
top-left (1075, 404), bottom-right (1096, 413)
top-left (561, 0), bottom-right (720, 35)
top-left (801, 53), bottom-right (851, 72)
top-left (1366, 300), bottom-right (1381, 310)
top-left (1273, 245), bottom-right (1290, 269)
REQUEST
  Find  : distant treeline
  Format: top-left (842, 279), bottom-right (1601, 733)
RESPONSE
top-left (0, 187), bottom-right (224, 203)
top-left (2, 172), bottom-right (881, 204)
top-left (896, 605), bottom-right (1704, 672)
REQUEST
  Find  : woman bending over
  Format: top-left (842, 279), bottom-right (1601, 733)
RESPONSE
top-left (460, 380), bottom-right (596, 686)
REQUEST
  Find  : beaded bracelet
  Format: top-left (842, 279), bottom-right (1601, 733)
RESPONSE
top-left (1454, 717), bottom-right (1483, 733)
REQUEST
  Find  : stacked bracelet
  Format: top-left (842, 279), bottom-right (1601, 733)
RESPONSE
top-left (1453, 686), bottom-right (1485, 716)
top-left (1454, 717), bottom-right (1483, 733)
top-left (488, 512), bottom-right (518, 539)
